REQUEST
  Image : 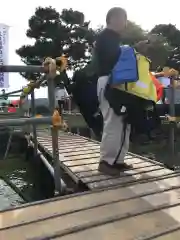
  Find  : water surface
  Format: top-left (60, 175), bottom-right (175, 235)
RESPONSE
top-left (0, 155), bottom-right (35, 210)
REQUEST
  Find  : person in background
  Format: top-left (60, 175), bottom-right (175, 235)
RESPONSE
top-left (95, 7), bottom-right (132, 176)
top-left (55, 82), bottom-right (70, 115)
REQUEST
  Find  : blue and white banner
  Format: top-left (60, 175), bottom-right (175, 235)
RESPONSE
top-left (0, 24), bottom-right (9, 88)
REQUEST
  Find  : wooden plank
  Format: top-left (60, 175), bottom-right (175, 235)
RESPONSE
top-left (71, 163), bottom-right (151, 175)
top-left (66, 157), bottom-right (160, 175)
top-left (60, 149), bottom-right (100, 156)
top-left (80, 165), bottom-right (163, 181)
top-left (38, 135), bottom-right (168, 190)
top-left (2, 170), bottom-right (180, 239)
top-left (40, 139), bottom-right (90, 145)
top-left (55, 149), bottom-right (100, 157)
top-left (38, 136), bottom-right (90, 142)
top-left (72, 160), bottom-right (157, 175)
top-left (71, 159), bottom-right (153, 172)
top-left (37, 136), bottom-right (96, 143)
top-left (0, 186), bottom-right (138, 228)
top-left (63, 160), bottom-right (155, 172)
top-left (153, 229), bottom-right (180, 240)
top-left (63, 158), bottom-right (99, 165)
top-left (37, 133), bottom-right (140, 161)
top-left (63, 163), bottom-right (98, 175)
top-left (42, 143), bottom-right (99, 151)
top-left (60, 151), bottom-right (173, 190)
top-left (37, 134), bottom-right (95, 143)
top-left (64, 161), bottom-right (98, 168)
top-left (59, 146), bottom-right (100, 154)
top-left (37, 131), bottom-right (169, 189)
top-left (38, 133), bottom-right (78, 138)
top-left (39, 143), bottom-right (98, 151)
top-left (88, 168), bottom-right (174, 189)
top-left (39, 133), bottom-right (88, 140)
top-left (1, 174), bottom-right (180, 229)
top-left (0, 186), bottom-right (141, 229)
top-left (79, 165), bottom-right (163, 184)
top-left (54, 215), bottom-right (180, 240)
top-left (38, 139), bottom-right (150, 165)
top-left (68, 163), bottom-right (161, 180)
top-left (63, 153), bottom-right (100, 161)
top-left (39, 144), bottom-right (96, 155)
top-left (38, 131), bottom-right (80, 139)
top-left (20, 131), bottom-right (180, 239)
top-left (1, 190), bottom-right (180, 240)
top-left (37, 136), bottom-right (81, 141)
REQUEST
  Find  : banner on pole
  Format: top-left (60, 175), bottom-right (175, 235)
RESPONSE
top-left (0, 24), bottom-right (9, 88)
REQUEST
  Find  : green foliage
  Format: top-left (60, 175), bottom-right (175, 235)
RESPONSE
top-left (151, 24), bottom-right (180, 70)
top-left (16, 7), bottom-right (96, 80)
top-left (144, 34), bottom-right (171, 70)
top-left (121, 22), bottom-right (171, 70)
top-left (151, 24), bottom-right (180, 47)
top-left (17, 6), bottom-right (180, 79)
top-left (121, 21), bottom-right (146, 45)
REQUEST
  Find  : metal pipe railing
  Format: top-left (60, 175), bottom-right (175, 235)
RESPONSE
top-left (0, 65), bottom-right (45, 73)
top-left (0, 89), bottom-right (22, 98)
top-left (169, 79), bottom-right (176, 165)
top-left (47, 71), bottom-right (62, 194)
top-left (39, 153), bottom-right (66, 194)
top-left (0, 62), bottom-right (62, 195)
top-left (29, 141), bottom-right (66, 193)
top-left (0, 116), bottom-right (52, 126)
top-left (31, 90), bottom-right (38, 155)
top-left (3, 95), bottom-right (21, 97)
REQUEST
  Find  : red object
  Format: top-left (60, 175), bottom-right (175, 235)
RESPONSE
top-left (8, 107), bottom-right (16, 113)
top-left (150, 73), bottom-right (164, 101)
top-left (11, 100), bottom-right (20, 106)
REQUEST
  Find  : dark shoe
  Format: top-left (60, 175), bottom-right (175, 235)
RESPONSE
top-left (114, 162), bottom-right (133, 170)
top-left (98, 161), bottom-right (121, 176)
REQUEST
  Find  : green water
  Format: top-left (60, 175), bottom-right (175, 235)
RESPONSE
top-left (0, 179), bottom-right (24, 210)
top-left (0, 155), bottom-right (35, 210)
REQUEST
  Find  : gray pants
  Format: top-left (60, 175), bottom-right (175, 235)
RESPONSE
top-left (97, 76), bottom-right (131, 165)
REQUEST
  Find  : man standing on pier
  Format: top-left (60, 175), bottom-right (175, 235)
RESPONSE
top-left (95, 7), bottom-right (132, 176)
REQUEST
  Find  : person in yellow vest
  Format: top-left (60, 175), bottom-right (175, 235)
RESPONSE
top-left (95, 8), bottom-right (164, 176)
top-left (95, 7), bottom-right (132, 176)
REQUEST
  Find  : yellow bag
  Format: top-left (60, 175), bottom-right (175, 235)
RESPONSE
top-left (115, 54), bottom-right (157, 102)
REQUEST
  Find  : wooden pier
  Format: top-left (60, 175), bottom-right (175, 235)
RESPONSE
top-left (36, 131), bottom-right (176, 190)
top-left (1, 54), bottom-right (180, 239)
top-left (1, 131), bottom-right (180, 239)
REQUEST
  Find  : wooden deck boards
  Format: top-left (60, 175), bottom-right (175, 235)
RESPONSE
top-left (37, 131), bottom-right (174, 190)
top-left (1, 176), bottom-right (180, 239)
top-left (1, 131), bottom-right (180, 239)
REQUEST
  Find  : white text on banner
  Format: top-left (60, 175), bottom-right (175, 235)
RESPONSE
top-left (0, 24), bottom-right (9, 88)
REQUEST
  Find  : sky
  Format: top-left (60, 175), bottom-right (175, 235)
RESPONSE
top-left (0, 0), bottom-right (180, 99)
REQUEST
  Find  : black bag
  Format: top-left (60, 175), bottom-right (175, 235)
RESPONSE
top-left (70, 70), bottom-right (103, 138)
top-left (104, 84), bottom-right (159, 133)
